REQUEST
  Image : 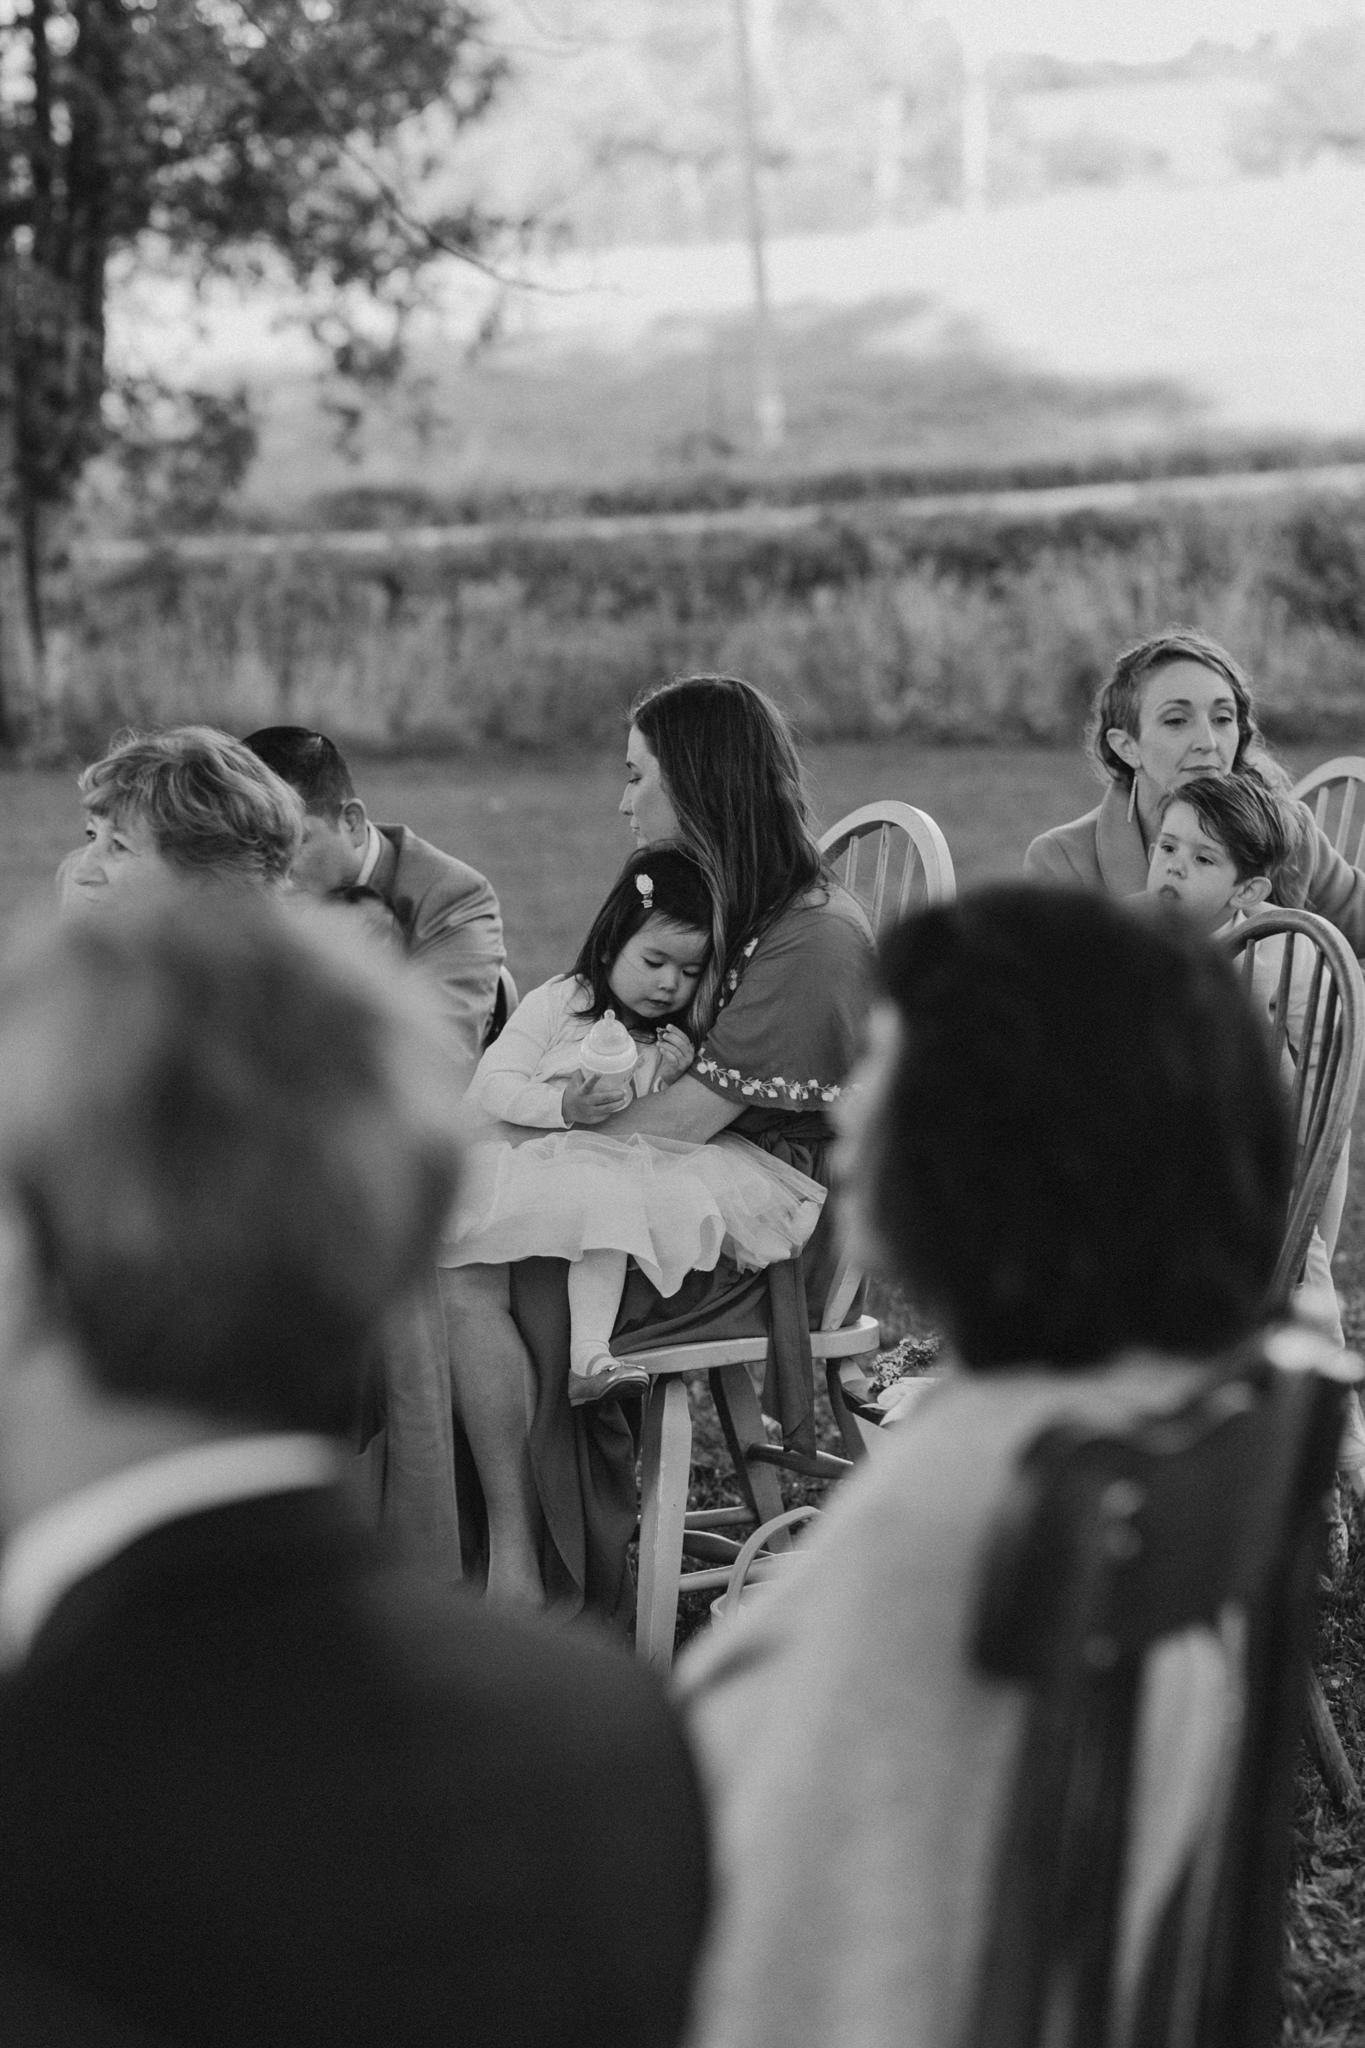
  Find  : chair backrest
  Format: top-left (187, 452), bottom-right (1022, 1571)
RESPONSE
top-left (818, 800), bottom-right (956, 946)
top-left (962, 1348), bottom-right (1346, 2048)
top-left (481, 963), bottom-right (520, 1049)
top-left (1290, 756), bottom-right (1365, 867)
top-left (817, 800), bottom-right (956, 1329)
top-left (1219, 909), bottom-right (1365, 1301)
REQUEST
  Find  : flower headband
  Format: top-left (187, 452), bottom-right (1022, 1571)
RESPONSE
top-left (635, 872), bottom-right (654, 912)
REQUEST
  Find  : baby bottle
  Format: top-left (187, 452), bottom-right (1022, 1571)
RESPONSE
top-left (580, 1009), bottom-right (640, 1082)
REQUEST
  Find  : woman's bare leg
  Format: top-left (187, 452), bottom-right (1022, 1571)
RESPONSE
top-left (438, 1262), bottom-right (545, 1608)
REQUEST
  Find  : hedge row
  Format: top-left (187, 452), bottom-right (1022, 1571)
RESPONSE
top-left (287, 433), bottom-right (1365, 532)
top-left (53, 494), bottom-right (1365, 754)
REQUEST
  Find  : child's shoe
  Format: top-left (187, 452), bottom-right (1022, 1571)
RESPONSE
top-left (568, 1354), bottom-right (651, 1408)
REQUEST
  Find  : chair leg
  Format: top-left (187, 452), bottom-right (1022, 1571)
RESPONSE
top-left (635, 1376), bottom-right (694, 1670)
top-left (826, 1360), bottom-right (873, 1464)
top-left (710, 1361), bottom-right (791, 1546)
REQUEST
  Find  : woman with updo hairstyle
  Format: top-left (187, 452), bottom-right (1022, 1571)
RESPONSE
top-left (61, 726), bottom-right (302, 912)
top-left (1024, 625), bottom-right (1365, 948)
top-left (440, 673), bottom-right (875, 1615)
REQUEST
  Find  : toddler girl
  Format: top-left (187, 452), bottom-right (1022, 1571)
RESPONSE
top-left (444, 848), bottom-right (825, 1406)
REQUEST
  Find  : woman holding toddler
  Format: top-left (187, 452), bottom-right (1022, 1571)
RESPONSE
top-left (1027, 626), bottom-right (1365, 1529)
top-left (1024, 624), bottom-right (1365, 947)
top-left (439, 674), bottom-right (874, 1615)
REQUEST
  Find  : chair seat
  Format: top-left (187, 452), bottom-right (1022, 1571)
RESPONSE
top-left (632, 1313), bottom-right (881, 1377)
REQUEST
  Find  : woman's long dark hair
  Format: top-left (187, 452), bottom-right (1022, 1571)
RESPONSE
top-left (570, 846), bottom-right (714, 1039)
top-left (630, 674), bottom-right (823, 1025)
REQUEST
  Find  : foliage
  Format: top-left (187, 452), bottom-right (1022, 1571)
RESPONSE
top-left (1231, 20), bottom-right (1365, 175)
top-left (466, 2), bottom-right (1271, 241)
top-left (0, 0), bottom-right (517, 741)
top-left (866, 1330), bottom-right (941, 1393)
top-left (464, 0), bottom-right (966, 242)
top-left (3, 0), bottom-right (507, 508)
top-left (104, 376), bottom-right (259, 533)
top-left (293, 433), bottom-right (1365, 532)
top-left (52, 490), bottom-right (1365, 753)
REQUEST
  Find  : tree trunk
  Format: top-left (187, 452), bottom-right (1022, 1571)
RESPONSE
top-left (0, 269), bottom-right (45, 753)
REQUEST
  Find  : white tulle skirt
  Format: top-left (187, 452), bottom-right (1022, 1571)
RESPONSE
top-left (440, 1129), bottom-right (826, 1299)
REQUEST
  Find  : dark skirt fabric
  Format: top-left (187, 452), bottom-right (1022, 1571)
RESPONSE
top-left (358, 1273), bottom-right (464, 1588)
top-left (504, 1120), bottom-right (847, 1625)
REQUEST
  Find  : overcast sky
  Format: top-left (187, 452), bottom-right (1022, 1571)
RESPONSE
top-left (943, 0), bottom-right (1354, 62)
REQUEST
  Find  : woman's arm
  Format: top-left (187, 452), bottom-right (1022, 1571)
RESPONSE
top-left (601, 1074), bottom-right (742, 1142)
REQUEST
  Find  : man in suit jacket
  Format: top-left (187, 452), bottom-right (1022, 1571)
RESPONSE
top-left (0, 891), bottom-right (708, 2048)
top-left (244, 724), bottom-right (504, 1098)
top-left (242, 726), bottom-right (504, 1581)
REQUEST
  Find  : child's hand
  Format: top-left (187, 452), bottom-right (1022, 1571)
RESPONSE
top-left (562, 1069), bottom-right (634, 1126)
top-left (653, 1025), bottom-right (695, 1089)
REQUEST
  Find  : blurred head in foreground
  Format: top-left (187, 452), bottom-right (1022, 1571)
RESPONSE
top-left (836, 884), bottom-right (1292, 1370)
top-left (0, 891), bottom-right (458, 1480)
top-left (61, 726), bottom-right (303, 913)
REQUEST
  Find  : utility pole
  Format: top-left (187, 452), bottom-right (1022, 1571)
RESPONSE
top-left (957, 2), bottom-right (991, 209)
top-left (730, 0), bottom-right (784, 453)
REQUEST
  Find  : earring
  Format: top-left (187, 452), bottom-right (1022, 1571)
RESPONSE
top-left (1126, 777), bottom-right (1137, 824)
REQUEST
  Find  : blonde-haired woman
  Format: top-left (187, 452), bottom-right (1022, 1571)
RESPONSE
top-left (55, 724), bottom-right (465, 1582)
top-left (60, 725), bottom-right (302, 912)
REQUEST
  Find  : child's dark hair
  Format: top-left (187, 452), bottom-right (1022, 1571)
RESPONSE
top-left (1159, 770), bottom-right (1292, 887)
top-left (571, 847), bottom-right (714, 1036)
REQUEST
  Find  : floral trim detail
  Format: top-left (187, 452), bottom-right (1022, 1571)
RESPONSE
top-left (695, 1055), bottom-right (842, 1104)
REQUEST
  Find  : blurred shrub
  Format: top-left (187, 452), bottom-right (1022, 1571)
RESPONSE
top-left (1229, 20), bottom-right (1365, 175)
top-left (294, 434), bottom-right (1365, 532)
top-left (1036, 131), bottom-right (1169, 192)
top-left (54, 492), bottom-right (1365, 752)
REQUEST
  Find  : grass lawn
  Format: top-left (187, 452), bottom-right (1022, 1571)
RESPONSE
top-left (0, 738), bottom-right (1106, 988)
top-left (3, 734), bottom-right (1362, 2039)
top-left (2, 729), bottom-right (1346, 983)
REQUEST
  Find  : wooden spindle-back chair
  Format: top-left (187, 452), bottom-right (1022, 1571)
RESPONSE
top-left (629, 801), bottom-right (955, 1667)
top-left (962, 1348), bottom-right (1348, 2048)
top-left (1291, 757), bottom-right (1365, 869)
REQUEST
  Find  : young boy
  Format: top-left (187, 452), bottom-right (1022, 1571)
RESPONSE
top-left (1146, 771), bottom-right (1289, 937)
top-left (1146, 771), bottom-right (1365, 1546)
